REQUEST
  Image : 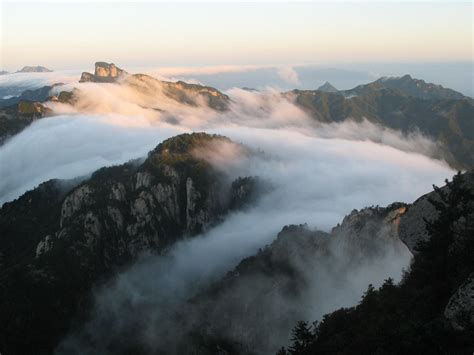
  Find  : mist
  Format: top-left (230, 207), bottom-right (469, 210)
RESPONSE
top-left (0, 71), bottom-right (81, 98)
top-left (0, 74), bottom-right (455, 353)
top-left (54, 126), bottom-right (449, 353)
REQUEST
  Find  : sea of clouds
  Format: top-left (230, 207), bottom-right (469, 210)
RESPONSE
top-left (0, 70), bottom-right (455, 354)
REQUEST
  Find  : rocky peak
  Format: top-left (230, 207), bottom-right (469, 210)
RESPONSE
top-left (79, 62), bottom-right (126, 83)
top-left (94, 62), bottom-right (124, 78)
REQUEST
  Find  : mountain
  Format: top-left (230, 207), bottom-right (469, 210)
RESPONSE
top-left (317, 81), bottom-right (338, 93)
top-left (340, 74), bottom-right (467, 100)
top-left (282, 171), bottom-right (474, 354)
top-left (158, 171), bottom-right (473, 355)
top-left (174, 204), bottom-right (410, 354)
top-left (54, 170), bottom-right (474, 355)
top-left (0, 70), bottom-right (8, 75)
top-left (0, 84), bottom-right (59, 144)
top-left (374, 74), bottom-right (466, 100)
top-left (0, 100), bottom-right (51, 144)
top-left (16, 66), bottom-right (53, 73)
top-left (0, 62), bottom-right (231, 144)
top-left (0, 133), bottom-right (261, 354)
top-left (0, 84), bottom-right (62, 108)
top-left (79, 62), bottom-right (230, 111)
top-left (290, 82), bottom-right (474, 169)
top-left (0, 128), bottom-right (472, 354)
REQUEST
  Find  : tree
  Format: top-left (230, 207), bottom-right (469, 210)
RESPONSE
top-left (288, 321), bottom-right (314, 355)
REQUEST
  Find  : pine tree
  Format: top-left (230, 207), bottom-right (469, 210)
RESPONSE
top-left (288, 321), bottom-right (314, 355)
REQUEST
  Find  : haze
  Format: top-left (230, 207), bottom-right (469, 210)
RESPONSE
top-left (1, 1), bottom-right (472, 70)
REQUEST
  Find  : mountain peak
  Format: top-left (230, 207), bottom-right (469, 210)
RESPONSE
top-left (16, 66), bottom-right (52, 73)
top-left (79, 62), bottom-right (126, 83)
top-left (370, 74), bottom-right (465, 100)
top-left (317, 81), bottom-right (338, 93)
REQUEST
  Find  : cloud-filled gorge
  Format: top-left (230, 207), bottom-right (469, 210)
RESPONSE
top-left (0, 72), bottom-right (454, 354)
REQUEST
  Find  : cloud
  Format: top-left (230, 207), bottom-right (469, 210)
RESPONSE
top-left (277, 65), bottom-right (300, 85)
top-left (55, 126), bottom-right (451, 354)
top-left (143, 64), bottom-right (264, 78)
top-left (0, 114), bottom-right (186, 205)
top-left (1, 81), bottom-right (452, 206)
top-left (0, 76), bottom-right (455, 353)
top-left (0, 71), bottom-right (81, 97)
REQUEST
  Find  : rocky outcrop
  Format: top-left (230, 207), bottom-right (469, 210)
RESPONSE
top-left (79, 62), bottom-right (126, 83)
top-left (398, 193), bottom-right (439, 253)
top-left (17, 100), bottom-right (51, 118)
top-left (444, 272), bottom-right (474, 330)
top-left (399, 170), bottom-right (474, 254)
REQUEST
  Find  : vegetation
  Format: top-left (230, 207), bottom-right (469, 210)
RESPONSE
top-left (282, 172), bottom-right (474, 354)
top-left (291, 86), bottom-right (474, 169)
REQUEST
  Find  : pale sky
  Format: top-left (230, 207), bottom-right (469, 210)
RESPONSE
top-left (1, 1), bottom-right (473, 71)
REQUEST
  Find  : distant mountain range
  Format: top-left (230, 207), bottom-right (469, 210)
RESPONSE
top-left (16, 66), bottom-right (53, 73)
top-left (0, 66), bottom-right (53, 76)
top-left (0, 62), bottom-right (472, 169)
top-left (289, 79), bottom-right (473, 169)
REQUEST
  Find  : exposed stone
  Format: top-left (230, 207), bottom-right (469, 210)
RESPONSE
top-left (109, 183), bottom-right (126, 201)
top-left (79, 62), bottom-right (126, 83)
top-left (444, 273), bottom-right (474, 330)
top-left (17, 100), bottom-right (50, 118)
top-left (60, 184), bottom-right (94, 227)
top-left (35, 235), bottom-right (53, 257)
top-left (398, 194), bottom-right (439, 254)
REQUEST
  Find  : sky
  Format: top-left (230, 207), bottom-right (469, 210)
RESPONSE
top-left (1, 1), bottom-right (473, 72)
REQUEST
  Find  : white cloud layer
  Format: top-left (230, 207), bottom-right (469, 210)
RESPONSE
top-left (0, 73), bottom-right (455, 353)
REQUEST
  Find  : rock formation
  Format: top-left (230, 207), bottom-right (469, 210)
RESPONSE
top-left (79, 62), bottom-right (126, 83)
top-left (444, 272), bottom-right (474, 331)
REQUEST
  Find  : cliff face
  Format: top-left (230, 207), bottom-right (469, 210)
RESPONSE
top-left (0, 133), bottom-right (259, 354)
